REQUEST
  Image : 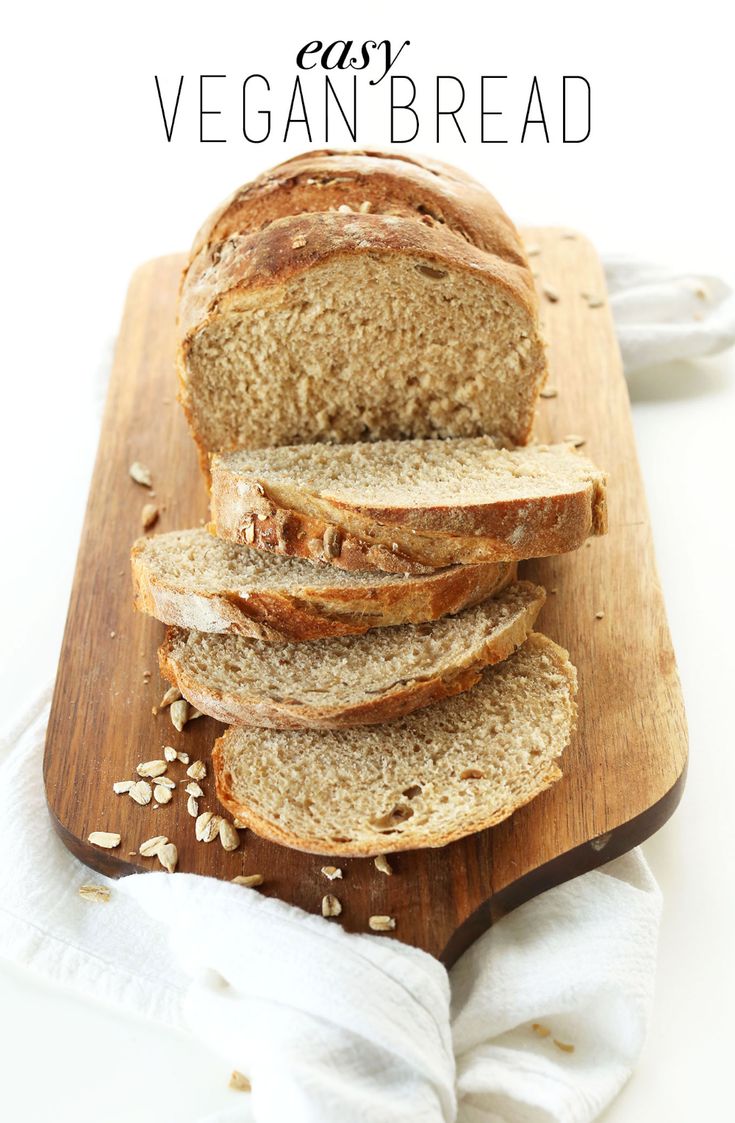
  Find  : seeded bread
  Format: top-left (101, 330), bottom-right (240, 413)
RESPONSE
top-left (131, 528), bottom-right (515, 641)
top-left (158, 582), bottom-right (545, 729)
top-left (210, 438), bottom-right (608, 572)
top-left (212, 633), bottom-right (577, 855)
top-left (178, 149), bottom-right (547, 472)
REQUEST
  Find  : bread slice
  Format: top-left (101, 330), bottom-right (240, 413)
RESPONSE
top-left (212, 633), bottom-right (577, 855)
top-left (159, 582), bottom-right (545, 729)
top-left (131, 528), bottom-right (515, 641)
top-left (210, 438), bottom-right (608, 572)
top-left (178, 150), bottom-right (547, 470)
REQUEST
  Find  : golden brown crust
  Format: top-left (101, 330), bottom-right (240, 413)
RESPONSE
top-left (209, 460), bottom-right (608, 571)
top-left (159, 584), bottom-right (544, 730)
top-left (131, 538), bottom-right (516, 640)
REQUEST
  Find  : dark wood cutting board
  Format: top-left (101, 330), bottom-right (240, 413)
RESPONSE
top-left (43, 229), bottom-right (688, 965)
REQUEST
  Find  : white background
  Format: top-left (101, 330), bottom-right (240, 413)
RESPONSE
top-left (1, 1), bottom-right (734, 1118)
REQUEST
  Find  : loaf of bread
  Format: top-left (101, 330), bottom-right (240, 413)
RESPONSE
top-left (210, 438), bottom-right (608, 572)
top-left (158, 582), bottom-right (545, 729)
top-left (131, 528), bottom-right (515, 640)
top-left (178, 149), bottom-right (547, 471)
top-left (213, 633), bottom-right (577, 855)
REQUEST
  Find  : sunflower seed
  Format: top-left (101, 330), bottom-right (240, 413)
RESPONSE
top-left (154, 775), bottom-right (176, 790)
top-left (232, 874), bottom-right (263, 887)
top-left (196, 811), bottom-right (220, 842)
top-left (129, 461), bottom-right (152, 487)
top-left (112, 780), bottom-right (135, 795)
top-left (532, 1023), bottom-right (551, 1037)
top-left (78, 884), bottom-right (111, 903)
top-left (337, 203), bottom-right (353, 213)
top-left (563, 434), bottom-right (586, 448)
top-left (160, 689), bottom-right (182, 710)
top-left (88, 831), bottom-right (121, 849)
top-left (321, 866), bottom-right (343, 880)
top-left (291, 236), bottom-right (307, 249)
top-left (188, 709), bottom-right (204, 721)
top-left (163, 745), bottom-right (177, 762)
top-left (187, 795), bottom-right (199, 818)
top-left (177, 751), bottom-right (190, 765)
top-left (321, 894), bottom-right (342, 917)
top-left (359, 200), bottom-right (373, 213)
top-left (187, 760), bottom-right (207, 781)
top-left (141, 504), bottom-right (159, 530)
top-left (539, 387), bottom-right (558, 399)
top-left (136, 759), bottom-right (168, 778)
top-left (154, 784), bottom-right (173, 804)
top-left (139, 835), bottom-right (168, 857)
top-left (229, 1071), bottom-right (252, 1092)
top-left (170, 699), bottom-right (189, 732)
top-left (233, 817), bottom-right (247, 829)
top-left (525, 243), bottom-right (541, 256)
top-left (129, 781), bottom-right (152, 806)
top-left (185, 781), bottom-right (203, 798)
top-left (542, 284), bottom-right (560, 303)
top-left (554, 1039), bottom-right (575, 1053)
top-left (595, 610), bottom-right (605, 620)
top-left (219, 820), bottom-right (240, 852)
top-left (374, 855), bottom-right (393, 876)
top-left (368, 915), bottom-right (396, 931)
top-left (586, 297), bottom-right (604, 308)
top-left (157, 842), bottom-right (178, 873)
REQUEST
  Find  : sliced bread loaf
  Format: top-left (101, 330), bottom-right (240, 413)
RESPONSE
top-left (212, 633), bottom-right (577, 855)
top-left (131, 528), bottom-right (515, 641)
top-left (178, 149), bottom-right (547, 469)
top-left (158, 582), bottom-right (545, 729)
top-left (210, 438), bottom-right (608, 572)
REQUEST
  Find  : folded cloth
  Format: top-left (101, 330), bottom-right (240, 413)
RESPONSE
top-left (1, 693), bottom-right (660, 1123)
top-left (603, 256), bottom-right (735, 372)
top-left (1, 258), bottom-right (734, 1123)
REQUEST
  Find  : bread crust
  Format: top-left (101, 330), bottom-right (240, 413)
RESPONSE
top-left (209, 452), bottom-right (608, 572)
top-left (211, 632), bottom-right (577, 856)
top-left (177, 149), bottom-right (547, 468)
top-left (131, 536), bottom-right (516, 640)
top-left (158, 582), bottom-right (545, 729)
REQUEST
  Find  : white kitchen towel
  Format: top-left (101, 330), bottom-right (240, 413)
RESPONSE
top-left (1, 257), bottom-right (734, 1123)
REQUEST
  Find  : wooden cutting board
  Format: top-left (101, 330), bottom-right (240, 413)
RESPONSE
top-left (44, 230), bottom-right (688, 965)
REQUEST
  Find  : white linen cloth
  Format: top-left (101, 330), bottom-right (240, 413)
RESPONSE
top-left (1, 258), bottom-right (733, 1123)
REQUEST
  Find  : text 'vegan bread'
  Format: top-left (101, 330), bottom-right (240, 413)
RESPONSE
top-left (210, 438), bottom-right (608, 572)
top-left (131, 528), bottom-right (515, 641)
top-left (212, 633), bottom-right (577, 855)
top-left (158, 582), bottom-right (545, 729)
top-left (178, 149), bottom-right (547, 471)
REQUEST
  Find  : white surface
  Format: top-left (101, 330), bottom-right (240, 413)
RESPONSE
top-left (1, 0), bottom-right (734, 1118)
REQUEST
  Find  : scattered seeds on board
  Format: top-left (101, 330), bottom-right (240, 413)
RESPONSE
top-left (185, 781), bottom-right (203, 798)
top-left (232, 874), bottom-right (264, 888)
top-left (160, 688), bottom-right (182, 710)
top-left (157, 842), bottom-right (178, 873)
top-left (129, 461), bottom-right (152, 487)
top-left (219, 820), bottom-right (240, 852)
top-left (369, 915), bottom-right (396, 931)
top-left (187, 760), bottom-right (207, 781)
top-left (563, 434), bottom-right (586, 448)
top-left (321, 866), bottom-right (343, 881)
top-left (129, 780), bottom-right (153, 806)
top-left (136, 759), bottom-right (168, 778)
top-left (139, 835), bottom-right (168, 858)
top-left (187, 795), bottom-right (199, 818)
top-left (542, 284), bottom-right (560, 303)
top-left (170, 699), bottom-right (189, 732)
top-left (321, 894), bottom-right (342, 918)
top-left (532, 1023), bottom-right (551, 1038)
top-left (291, 236), bottom-right (307, 249)
top-left (595, 610), bottom-right (605, 620)
top-left (141, 504), bottom-right (159, 530)
top-left (154, 784), bottom-right (173, 804)
top-left (88, 831), bottom-right (121, 849)
top-left (155, 775), bottom-right (176, 790)
top-left (539, 386), bottom-right (558, 399)
top-left (554, 1039), bottom-right (575, 1053)
top-left (177, 751), bottom-right (190, 765)
top-left (112, 780), bottom-right (135, 795)
top-left (229, 1071), bottom-right (252, 1092)
top-left (374, 855), bottom-right (393, 876)
top-left (78, 884), bottom-right (111, 903)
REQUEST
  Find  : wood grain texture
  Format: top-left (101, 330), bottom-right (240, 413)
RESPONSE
top-left (43, 231), bottom-right (688, 964)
